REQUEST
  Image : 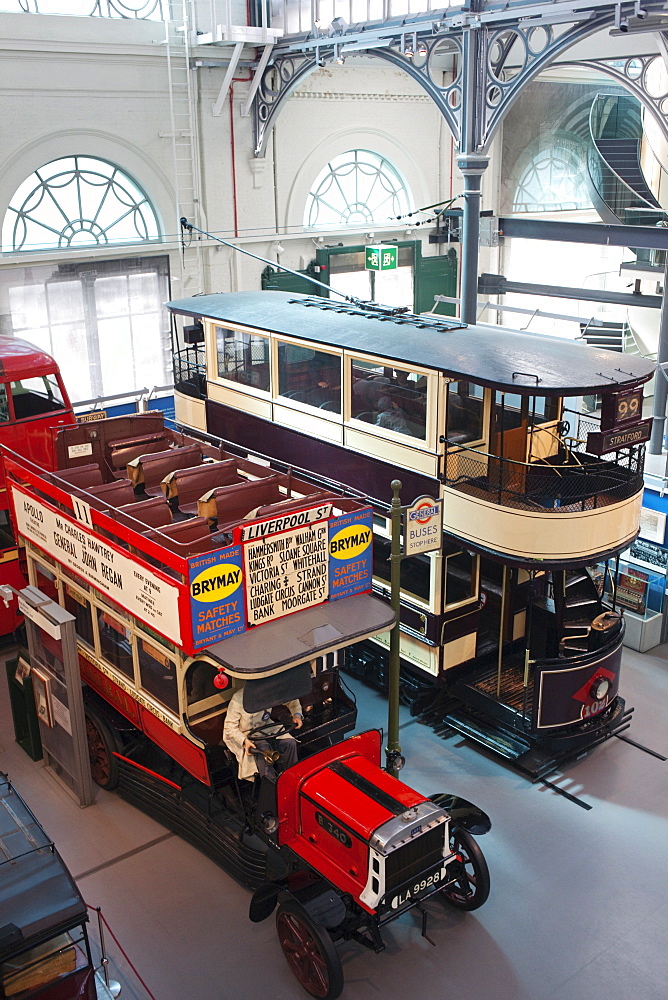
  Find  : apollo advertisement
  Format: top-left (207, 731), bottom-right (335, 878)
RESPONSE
top-left (188, 546), bottom-right (246, 647)
top-left (11, 485), bottom-right (182, 644)
top-left (187, 505), bottom-right (373, 647)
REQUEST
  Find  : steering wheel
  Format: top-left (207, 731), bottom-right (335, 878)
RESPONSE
top-left (557, 419), bottom-right (570, 437)
top-left (248, 720), bottom-right (296, 744)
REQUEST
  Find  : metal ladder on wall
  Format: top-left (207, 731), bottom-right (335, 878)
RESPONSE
top-left (164, 0), bottom-right (205, 295)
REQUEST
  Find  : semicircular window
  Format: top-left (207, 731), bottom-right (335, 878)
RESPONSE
top-left (2, 156), bottom-right (160, 252)
top-left (304, 150), bottom-right (411, 228)
top-left (512, 140), bottom-right (592, 213)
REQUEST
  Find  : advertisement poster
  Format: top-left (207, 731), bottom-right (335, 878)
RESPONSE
top-left (188, 546), bottom-right (246, 647)
top-left (243, 520), bottom-right (329, 625)
top-left (328, 509), bottom-right (373, 600)
top-left (11, 485), bottom-right (182, 644)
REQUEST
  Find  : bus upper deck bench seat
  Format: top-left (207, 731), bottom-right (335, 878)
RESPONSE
top-left (107, 431), bottom-right (172, 476)
top-left (52, 463), bottom-right (104, 490)
top-left (165, 459), bottom-right (244, 515)
top-left (86, 479), bottom-right (137, 506)
top-left (117, 497), bottom-right (173, 528)
top-left (197, 475), bottom-right (283, 528)
top-left (128, 444), bottom-right (203, 497)
top-left (251, 491), bottom-right (336, 522)
top-left (143, 516), bottom-right (218, 556)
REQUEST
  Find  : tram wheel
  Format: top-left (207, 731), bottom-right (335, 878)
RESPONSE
top-left (275, 899), bottom-right (344, 1000)
top-left (85, 708), bottom-right (121, 790)
top-left (441, 827), bottom-right (490, 911)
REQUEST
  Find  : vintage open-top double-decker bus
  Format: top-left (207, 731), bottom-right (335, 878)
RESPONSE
top-left (166, 290), bottom-right (656, 778)
top-left (2, 414), bottom-right (491, 999)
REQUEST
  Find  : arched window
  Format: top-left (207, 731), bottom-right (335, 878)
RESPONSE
top-left (2, 156), bottom-right (160, 253)
top-left (512, 140), bottom-right (592, 213)
top-left (304, 150), bottom-right (411, 229)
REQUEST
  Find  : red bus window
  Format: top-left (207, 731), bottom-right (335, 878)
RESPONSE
top-left (9, 374), bottom-right (67, 420)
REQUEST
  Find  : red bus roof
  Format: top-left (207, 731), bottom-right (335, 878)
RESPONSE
top-left (0, 335), bottom-right (61, 380)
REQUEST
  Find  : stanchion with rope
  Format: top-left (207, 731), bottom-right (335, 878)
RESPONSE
top-left (87, 904), bottom-right (159, 1000)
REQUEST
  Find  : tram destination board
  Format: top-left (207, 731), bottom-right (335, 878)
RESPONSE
top-left (586, 418), bottom-right (652, 455)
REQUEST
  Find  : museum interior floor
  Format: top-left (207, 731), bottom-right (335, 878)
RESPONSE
top-left (1, 640), bottom-right (666, 1000)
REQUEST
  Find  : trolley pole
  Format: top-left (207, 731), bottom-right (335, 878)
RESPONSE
top-left (385, 479), bottom-right (403, 779)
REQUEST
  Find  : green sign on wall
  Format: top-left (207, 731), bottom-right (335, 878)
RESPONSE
top-left (365, 245), bottom-right (398, 271)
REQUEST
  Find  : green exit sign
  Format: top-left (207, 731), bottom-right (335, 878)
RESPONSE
top-left (365, 245), bottom-right (398, 271)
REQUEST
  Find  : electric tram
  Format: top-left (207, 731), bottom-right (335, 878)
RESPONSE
top-left (0, 337), bottom-right (73, 637)
top-left (2, 415), bottom-right (491, 999)
top-left (166, 290), bottom-right (656, 778)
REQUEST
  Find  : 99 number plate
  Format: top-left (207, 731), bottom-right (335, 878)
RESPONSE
top-left (387, 861), bottom-right (451, 912)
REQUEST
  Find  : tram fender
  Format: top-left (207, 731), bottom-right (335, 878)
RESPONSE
top-left (429, 793), bottom-right (491, 835)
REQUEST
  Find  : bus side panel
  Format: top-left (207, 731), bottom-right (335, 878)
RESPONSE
top-left (139, 707), bottom-right (211, 786)
top-left (79, 654), bottom-right (142, 727)
top-left (205, 399), bottom-right (436, 506)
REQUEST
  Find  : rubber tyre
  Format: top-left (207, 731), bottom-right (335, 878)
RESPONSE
top-left (275, 898), bottom-right (344, 1000)
top-left (85, 708), bottom-right (121, 790)
top-left (441, 826), bottom-right (490, 911)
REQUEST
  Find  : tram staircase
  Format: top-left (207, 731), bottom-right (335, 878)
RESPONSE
top-left (164, 0), bottom-right (205, 295)
top-left (411, 569), bottom-right (607, 778)
top-left (587, 94), bottom-right (668, 265)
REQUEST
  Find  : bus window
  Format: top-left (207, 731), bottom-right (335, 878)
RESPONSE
top-left (186, 660), bottom-right (220, 707)
top-left (446, 381), bottom-right (484, 445)
top-left (63, 584), bottom-right (94, 649)
top-left (373, 535), bottom-right (431, 605)
top-left (98, 607), bottom-right (134, 680)
top-left (138, 637), bottom-right (178, 714)
top-left (215, 326), bottom-right (270, 391)
top-left (277, 342), bottom-right (341, 412)
top-left (350, 359), bottom-right (427, 440)
top-left (0, 383), bottom-right (9, 422)
top-left (32, 560), bottom-right (60, 603)
top-left (9, 374), bottom-right (68, 419)
top-left (444, 545), bottom-right (478, 607)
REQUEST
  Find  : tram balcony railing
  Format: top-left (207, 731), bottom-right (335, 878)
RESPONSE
top-left (444, 436), bottom-right (644, 513)
top-left (174, 346), bottom-right (207, 399)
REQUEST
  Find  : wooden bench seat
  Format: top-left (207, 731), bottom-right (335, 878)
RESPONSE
top-left (117, 497), bottom-right (173, 528)
top-left (107, 432), bottom-right (171, 477)
top-left (164, 459), bottom-right (244, 515)
top-left (197, 475), bottom-right (283, 529)
top-left (128, 443), bottom-right (203, 497)
top-left (52, 463), bottom-right (104, 490)
top-left (252, 491), bottom-right (336, 522)
top-left (87, 479), bottom-right (137, 506)
top-left (143, 516), bottom-right (217, 557)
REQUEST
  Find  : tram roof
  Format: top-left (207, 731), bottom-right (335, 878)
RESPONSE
top-left (167, 291), bottom-right (655, 395)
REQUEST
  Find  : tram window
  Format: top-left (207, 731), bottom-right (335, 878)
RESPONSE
top-left (446, 382), bottom-right (484, 444)
top-left (63, 585), bottom-right (94, 648)
top-left (350, 359), bottom-right (427, 440)
top-left (9, 374), bottom-right (67, 419)
top-left (98, 609), bottom-right (134, 680)
top-left (444, 548), bottom-right (478, 606)
top-left (215, 326), bottom-right (270, 391)
top-left (0, 383), bottom-right (9, 422)
top-left (277, 342), bottom-right (341, 412)
top-left (0, 510), bottom-right (15, 550)
top-left (138, 637), bottom-right (178, 714)
top-left (373, 535), bottom-right (431, 604)
top-left (529, 395), bottom-right (559, 425)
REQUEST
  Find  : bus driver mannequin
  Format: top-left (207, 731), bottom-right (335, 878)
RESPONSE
top-left (223, 686), bottom-right (303, 780)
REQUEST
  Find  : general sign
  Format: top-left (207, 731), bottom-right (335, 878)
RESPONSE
top-left (365, 245), bottom-right (398, 271)
top-left (403, 495), bottom-right (443, 557)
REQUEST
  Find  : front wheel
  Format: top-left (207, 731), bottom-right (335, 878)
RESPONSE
top-left (441, 827), bottom-right (490, 911)
top-left (275, 899), bottom-right (344, 1000)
